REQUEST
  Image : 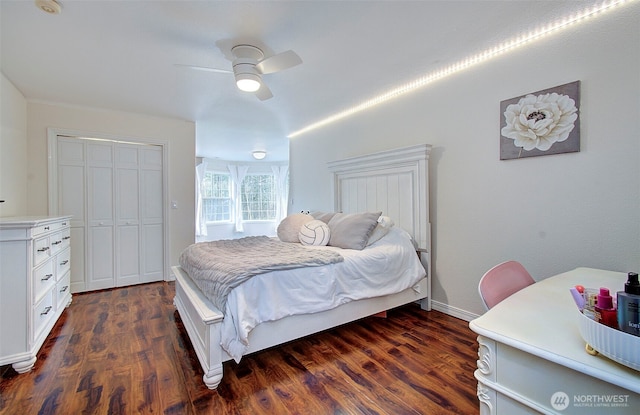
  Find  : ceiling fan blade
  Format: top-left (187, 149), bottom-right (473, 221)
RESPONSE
top-left (255, 83), bottom-right (273, 101)
top-left (256, 50), bottom-right (302, 74)
top-left (174, 64), bottom-right (232, 74)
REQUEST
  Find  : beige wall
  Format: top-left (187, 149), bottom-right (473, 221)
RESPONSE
top-left (290, 5), bottom-right (640, 317)
top-left (26, 102), bottom-right (195, 270)
top-left (0, 73), bottom-right (28, 217)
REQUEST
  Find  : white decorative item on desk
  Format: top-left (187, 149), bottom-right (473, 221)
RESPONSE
top-left (577, 309), bottom-right (640, 371)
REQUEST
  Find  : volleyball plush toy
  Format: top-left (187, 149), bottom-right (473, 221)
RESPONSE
top-left (298, 219), bottom-right (331, 246)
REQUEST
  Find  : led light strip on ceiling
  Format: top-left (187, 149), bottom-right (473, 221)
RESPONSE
top-left (287, 0), bottom-right (634, 139)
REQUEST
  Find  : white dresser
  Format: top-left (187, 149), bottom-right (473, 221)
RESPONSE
top-left (0, 216), bottom-right (73, 373)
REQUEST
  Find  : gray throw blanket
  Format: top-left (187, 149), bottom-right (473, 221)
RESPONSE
top-left (179, 236), bottom-right (344, 311)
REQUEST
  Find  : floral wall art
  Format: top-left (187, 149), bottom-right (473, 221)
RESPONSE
top-left (500, 81), bottom-right (580, 160)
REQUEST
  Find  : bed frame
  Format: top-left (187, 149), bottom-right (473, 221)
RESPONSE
top-left (172, 144), bottom-right (432, 390)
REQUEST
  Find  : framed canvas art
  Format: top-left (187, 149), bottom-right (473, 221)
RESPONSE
top-left (500, 81), bottom-right (580, 160)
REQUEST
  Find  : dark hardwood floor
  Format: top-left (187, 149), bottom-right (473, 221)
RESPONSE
top-left (0, 282), bottom-right (479, 415)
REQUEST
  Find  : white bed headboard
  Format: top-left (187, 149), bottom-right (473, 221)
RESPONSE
top-left (327, 144), bottom-right (431, 252)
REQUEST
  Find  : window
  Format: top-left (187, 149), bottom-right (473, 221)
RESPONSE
top-left (202, 172), bottom-right (232, 222)
top-left (241, 174), bottom-right (277, 220)
top-left (202, 171), bottom-right (278, 223)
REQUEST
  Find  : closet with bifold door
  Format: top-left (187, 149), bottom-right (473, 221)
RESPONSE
top-left (52, 135), bottom-right (166, 293)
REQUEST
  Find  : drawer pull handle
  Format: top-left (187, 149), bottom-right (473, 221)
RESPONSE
top-left (52, 240), bottom-right (62, 245)
top-left (40, 306), bottom-right (52, 316)
top-left (63, 236), bottom-right (71, 240)
top-left (60, 286), bottom-right (69, 293)
top-left (62, 222), bottom-right (67, 226)
top-left (37, 247), bottom-right (50, 252)
top-left (44, 226), bottom-right (50, 231)
top-left (41, 274), bottom-right (53, 281)
top-left (60, 260), bottom-right (69, 266)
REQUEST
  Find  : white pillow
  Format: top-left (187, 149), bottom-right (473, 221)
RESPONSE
top-left (299, 220), bottom-right (331, 246)
top-left (277, 213), bottom-right (313, 242)
top-left (366, 216), bottom-right (395, 246)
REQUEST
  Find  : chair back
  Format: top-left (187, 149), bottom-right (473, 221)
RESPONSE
top-left (478, 260), bottom-right (535, 310)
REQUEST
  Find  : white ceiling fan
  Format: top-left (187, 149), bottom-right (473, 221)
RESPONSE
top-left (179, 44), bottom-right (302, 101)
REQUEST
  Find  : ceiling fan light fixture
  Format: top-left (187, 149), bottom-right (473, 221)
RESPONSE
top-left (233, 60), bottom-right (262, 92)
top-left (252, 151), bottom-right (267, 160)
top-left (236, 74), bottom-right (261, 92)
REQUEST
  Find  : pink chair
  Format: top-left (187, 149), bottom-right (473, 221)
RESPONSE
top-left (478, 261), bottom-right (535, 310)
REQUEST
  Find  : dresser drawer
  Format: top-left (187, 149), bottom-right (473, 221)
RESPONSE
top-left (36, 219), bottom-right (69, 235)
top-left (60, 227), bottom-right (71, 248)
top-left (56, 248), bottom-right (71, 280)
top-left (33, 290), bottom-right (55, 339)
top-left (32, 223), bottom-right (55, 237)
top-left (33, 260), bottom-right (56, 303)
top-left (56, 272), bottom-right (71, 309)
top-left (50, 228), bottom-right (70, 255)
top-left (33, 236), bottom-right (51, 266)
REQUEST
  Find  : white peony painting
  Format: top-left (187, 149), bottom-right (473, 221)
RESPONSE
top-left (500, 81), bottom-right (580, 160)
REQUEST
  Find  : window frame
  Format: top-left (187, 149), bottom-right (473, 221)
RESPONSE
top-left (240, 172), bottom-right (278, 222)
top-left (201, 171), bottom-right (233, 224)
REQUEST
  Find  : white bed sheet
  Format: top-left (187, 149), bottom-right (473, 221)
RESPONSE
top-left (220, 226), bottom-right (426, 362)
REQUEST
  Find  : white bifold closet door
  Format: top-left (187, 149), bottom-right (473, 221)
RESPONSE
top-left (56, 137), bottom-right (164, 293)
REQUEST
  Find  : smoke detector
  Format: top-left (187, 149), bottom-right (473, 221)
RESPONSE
top-left (35, 0), bottom-right (62, 15)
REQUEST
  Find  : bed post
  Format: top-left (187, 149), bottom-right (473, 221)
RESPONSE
top-left (417, 246), bottom-right (432, 311)
top-left (203, 363), bottom-right (224, 389)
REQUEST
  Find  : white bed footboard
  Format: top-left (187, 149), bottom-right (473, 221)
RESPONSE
top-left (173, 265), bottom-right (429, 390)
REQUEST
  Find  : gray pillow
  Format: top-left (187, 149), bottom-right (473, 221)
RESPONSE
top-left (310, 211), bottom-right (337, 224)
top-left (327, 211), bottom-right (382, 250)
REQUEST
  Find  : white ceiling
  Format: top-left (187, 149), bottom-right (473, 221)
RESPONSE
top-left (1, 0), bottom-right (602, 162)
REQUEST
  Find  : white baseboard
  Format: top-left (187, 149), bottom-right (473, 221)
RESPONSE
top-left (431, 300), bottom-right (480, 322)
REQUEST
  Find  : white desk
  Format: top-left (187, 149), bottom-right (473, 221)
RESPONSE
top-left (470, 268), bottom-right (639, 414)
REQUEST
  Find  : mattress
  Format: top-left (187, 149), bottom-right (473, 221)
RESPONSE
top-left (218, 226), bottom-right (426, 362)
